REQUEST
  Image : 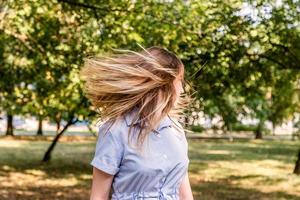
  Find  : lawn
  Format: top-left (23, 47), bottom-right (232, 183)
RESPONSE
top-left (0, 136), bottom-right (299, 200)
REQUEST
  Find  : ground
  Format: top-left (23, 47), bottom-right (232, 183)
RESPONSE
top-left (0, 136), bottom-right (299, 200)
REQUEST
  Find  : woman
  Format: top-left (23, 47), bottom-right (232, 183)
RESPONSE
top-left (81, 46), bottom-right (194, 200)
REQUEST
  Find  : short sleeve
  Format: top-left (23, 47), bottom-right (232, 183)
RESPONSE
top-left (179, 122), bottom-right (190, 164)
top-left (184, 134), bottom-right (190, 164)
top-left (90, 123), bottom-right (124, 175)
top-left (173, 119), bottom-right (190, 164)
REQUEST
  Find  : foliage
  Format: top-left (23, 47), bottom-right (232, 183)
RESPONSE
top-left (0, 0), bottom-right (300, 136)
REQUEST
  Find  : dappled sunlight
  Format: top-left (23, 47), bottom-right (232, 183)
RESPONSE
top-left (188, 140), bottom-right (300, 199)
top-left (0, 170), bottom-right (80, 187)
top-left (203, 150), bottom-right (232, 155)
top-left (24, 169), bottom-right (47, 176)
top-left (0, 185), bottom-right (90, 200)
top-left (218, 160), bottom-right (291, 176)
top-left (0, 137), bottom-right (93, 199)
top-left (222, 160), bottom-right (300, 196)
top-left (79, 174), bottom-right (92, 180)
top-left (0, 167), bottom-right (91, 199)
top-left (188, 139), bottom-right (299, 164)
top-left (0, 137), bottom-right (299, 199)
top-left (1, 165), bottom-right (15, 171)
top-left (0, 140), bottom-right (29, 148)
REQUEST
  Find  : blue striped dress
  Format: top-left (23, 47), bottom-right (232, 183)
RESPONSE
top-left (90, 107), bottom-right (190, 199)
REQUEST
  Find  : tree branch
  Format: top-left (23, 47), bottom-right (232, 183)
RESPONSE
top-left (57, 0), bottom-right (127, 12)
top-left (269, 41), bottom-right (300, 64)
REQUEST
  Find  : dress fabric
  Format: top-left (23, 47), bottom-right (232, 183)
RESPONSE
top-left (90, 107), bottom-right (190, 200)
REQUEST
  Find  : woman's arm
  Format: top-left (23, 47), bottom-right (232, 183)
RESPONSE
top-left (179, 171), bottom-right (194, 200)
top-left (90, 167), bottom-right (114, 200)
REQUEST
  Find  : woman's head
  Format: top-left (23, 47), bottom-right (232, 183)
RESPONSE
top-left (81, 45), bottom-right (189, 151)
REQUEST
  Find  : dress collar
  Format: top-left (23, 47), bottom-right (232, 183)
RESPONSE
top-left (123, 107), bottom-right (173, 132)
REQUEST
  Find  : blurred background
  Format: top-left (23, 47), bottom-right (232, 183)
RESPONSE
top-left (0, 0), bottom-right (300, 199)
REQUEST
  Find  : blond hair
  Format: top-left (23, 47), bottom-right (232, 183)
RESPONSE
top-left (80, 45), bottom-right (192, 153)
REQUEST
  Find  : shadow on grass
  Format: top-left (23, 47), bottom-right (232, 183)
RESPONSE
top-left (0, 140), bottom-right (95, 179)
top-left (193, 178), bottom-right (300, 200)
top-left (188, 139), bottom-right (299, 164)
top-left (0, 185), bottom-right (90, 200)
top-left (0, 140), bottom-right (94, 200)
top-left (1, 138), bottom-right (299, 199)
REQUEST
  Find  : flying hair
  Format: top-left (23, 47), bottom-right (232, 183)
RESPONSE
top-left (80, 44), bottom-right (193, 154)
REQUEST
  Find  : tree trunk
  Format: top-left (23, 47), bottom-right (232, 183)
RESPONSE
top-left (56, 121), bottom-right (61, 134)
top-left (293, 149), bottom-right (300, 175)
top-left (42, 98), bottom-right (84, 162)
top-left (227, 123), bottom-right (233, 142)
top-left (255, 121), bottom-right (264, 139)
top-left (87, 123), bottom-right (97, 137)
top-left (6, 114), bottom-right (13, 136)
top-left (184, 115), bottom-right (189, 128)
top-left (272, 122), bottom-right (276, 136)
top-left (55, 112), bottom-right (61, 134)
top-left (42, 116), bottom-right (76, 162)
top-left (255, 129), bottom-right (263, 139)
top-left (37, 116), bottom-right (43, 135)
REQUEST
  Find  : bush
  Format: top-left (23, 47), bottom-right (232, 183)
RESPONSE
top-left (231, 123), bottom-right (270, 134)
top-left (189, 125), bottom-right (205, 133)
top-left (231, 123), bottom-right (257, 132)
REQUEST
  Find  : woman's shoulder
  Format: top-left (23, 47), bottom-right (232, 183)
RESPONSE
top-left (97, 114), bottom-right (130, 141)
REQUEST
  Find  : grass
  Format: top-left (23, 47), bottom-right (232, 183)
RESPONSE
top-left (0, 136), bottom-right (299, 200)
top-left (189, 139), bottom-right (300, 199)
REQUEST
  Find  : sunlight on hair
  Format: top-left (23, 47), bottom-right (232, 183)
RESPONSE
top-left (80, 45), bottom-right (193, 153)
